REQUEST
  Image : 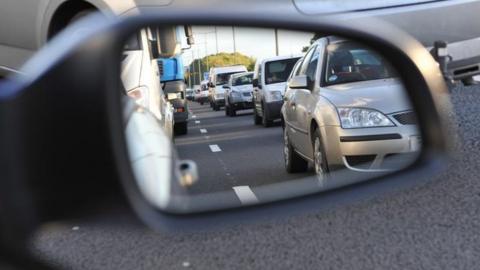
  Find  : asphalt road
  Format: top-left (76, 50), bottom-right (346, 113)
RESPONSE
top-left (175, 101), bottom-right (313, 195)
top-left (32, 84), bottom-right (480, 270)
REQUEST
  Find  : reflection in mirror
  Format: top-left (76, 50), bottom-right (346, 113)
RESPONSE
top-left (121, 25), bottom-right (421, 214)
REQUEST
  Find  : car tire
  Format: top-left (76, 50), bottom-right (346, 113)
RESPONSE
top-left (174, 122), bottom-right (188, 136)
top-left (213, 104), bottom-right (220, 111)
top-left (230, 106), bottom-right (237, 117)
top-left (313, 128), bottom-right (329, 180)
top-left (262, 104), bottom-right (273, 127)
top-left (284, 127), bottom-right (308, 173)
top-left (253, 106), bottom-right (262, 125)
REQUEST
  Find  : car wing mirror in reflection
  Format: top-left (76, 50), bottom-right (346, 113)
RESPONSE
top-left (288, 75), bottom-right (308, 89)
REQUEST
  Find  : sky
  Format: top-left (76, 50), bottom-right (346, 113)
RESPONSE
top-left (181, 26), bottom-right (314, 67)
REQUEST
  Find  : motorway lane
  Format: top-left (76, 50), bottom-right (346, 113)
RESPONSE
top-left (31, 84), bottom-right (480, 270)
top-left (175, 101), bottom-right (314, 195)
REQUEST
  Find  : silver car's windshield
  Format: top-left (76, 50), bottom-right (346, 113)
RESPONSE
top-left (324, 42), bottom-right (397, 86)
top-left (232, 74), bottom-right (253, 86)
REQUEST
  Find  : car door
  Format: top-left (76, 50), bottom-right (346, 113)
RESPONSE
top-left (293, 45), bottom-right (323, 158)
top-left (283, 58), bottom-right (303, 133)
top-left (288, 45), bottom-right (318, 153)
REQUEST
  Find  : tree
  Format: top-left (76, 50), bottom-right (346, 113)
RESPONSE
top-left (187, 52), bottom-right (256, 85)
top-left (302, 33), bottom-right (327, 52)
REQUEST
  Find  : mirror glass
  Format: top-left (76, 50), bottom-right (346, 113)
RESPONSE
top-left (121, 25), bottom-right (421, 214)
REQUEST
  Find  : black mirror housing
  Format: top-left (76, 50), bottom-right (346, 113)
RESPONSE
top-left (252, 78), bottom-right (259, 87)
top-left (0, 9), bottom-right (451, 235)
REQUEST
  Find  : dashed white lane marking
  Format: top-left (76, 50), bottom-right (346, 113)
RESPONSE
top-left (209, 144), bottom-right (222, 152)
top-left (195, 120), bottom-right (200, 124)
top-left (192, 115), bottom-right (197, 118)
top-left (72, 226), bottom-right (80, 231)
top-left (205, 135), bottom-right (210, 139)
top-left (232, 186), bottom-right (259, 205)
top-left (200, 129), bottom-right (207, 134)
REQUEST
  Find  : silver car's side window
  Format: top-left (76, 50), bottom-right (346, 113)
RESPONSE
top-left (305, 49), bottom-right (320, 84)
top-left (291, 58), bottom-right (303, 78)
top-left (299, 45), bottom-right (317, 76)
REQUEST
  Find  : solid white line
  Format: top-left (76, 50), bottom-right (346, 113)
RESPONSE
top-left (209, 144), bottom-right (221, 152)
top-left (232, 186), bottom-right (259, 205)
top-left (200, 129), bottom-right (207, 134)
top-left (195, 120), bottom-right (200, 124)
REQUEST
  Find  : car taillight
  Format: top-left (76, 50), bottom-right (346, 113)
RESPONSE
top-left (176, 107), bottom-right (185, 113)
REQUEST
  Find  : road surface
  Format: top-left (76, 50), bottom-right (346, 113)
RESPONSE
top-left (32, 84), bottom-right (480, 270)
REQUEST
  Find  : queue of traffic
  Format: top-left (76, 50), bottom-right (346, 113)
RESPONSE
top-left (188, 35), bottom-right (420, 177)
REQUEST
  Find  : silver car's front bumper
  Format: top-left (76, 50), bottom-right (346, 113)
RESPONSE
top-left (323, 125), bottom-right (420, 172)
top-left (229, 93), bottom-right (253, 104)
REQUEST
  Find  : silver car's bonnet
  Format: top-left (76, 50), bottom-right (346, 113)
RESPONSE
top-left (321, 78), bottom-right (411, 114)
top-left (232, 85), bottom-right (252, 92)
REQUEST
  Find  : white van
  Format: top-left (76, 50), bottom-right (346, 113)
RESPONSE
top-left (252, 55), bottom-right (302, 127)
top-left (208, 65), bottom-right (247, 111)
top-left (122, 29), bottom-right (174, 138)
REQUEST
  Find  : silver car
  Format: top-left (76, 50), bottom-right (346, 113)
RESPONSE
top-left (282, 36), bottom-right (420, 178)
top-left (224, 72), bottom-right (254, 117)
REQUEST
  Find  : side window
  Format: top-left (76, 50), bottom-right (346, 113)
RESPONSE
top-left (299, 45), bottom-right (317, 75)
top-left (305, 49), bottom-right (320, 83)
top-left (293, 58), bottom-right (303, 77)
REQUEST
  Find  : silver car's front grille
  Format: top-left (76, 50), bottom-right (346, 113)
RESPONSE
top-left (242, 92), bottom-right (251, 97)
top-left (393, 111), bottom-right (417, 125)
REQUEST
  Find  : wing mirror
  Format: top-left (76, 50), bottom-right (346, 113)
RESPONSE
top-left (252, 78), bottom-right (259, 87)
top-left (0, 13), bottom-right (450, 234)
top-left (288, 75), bottom-right (308, 89)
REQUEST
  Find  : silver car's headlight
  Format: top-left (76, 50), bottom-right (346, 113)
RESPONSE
top-left (337, 107), bottom-right (395, 128)
top-left (230, 91), bottom-right (241, 98)
top-left (267, 91), bottom-right (282, 102)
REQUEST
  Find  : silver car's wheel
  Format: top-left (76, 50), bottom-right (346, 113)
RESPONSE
top-left (284, 127), bottom-right (308, 173)
top-left (313, 129), bottom-right (329, 179)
